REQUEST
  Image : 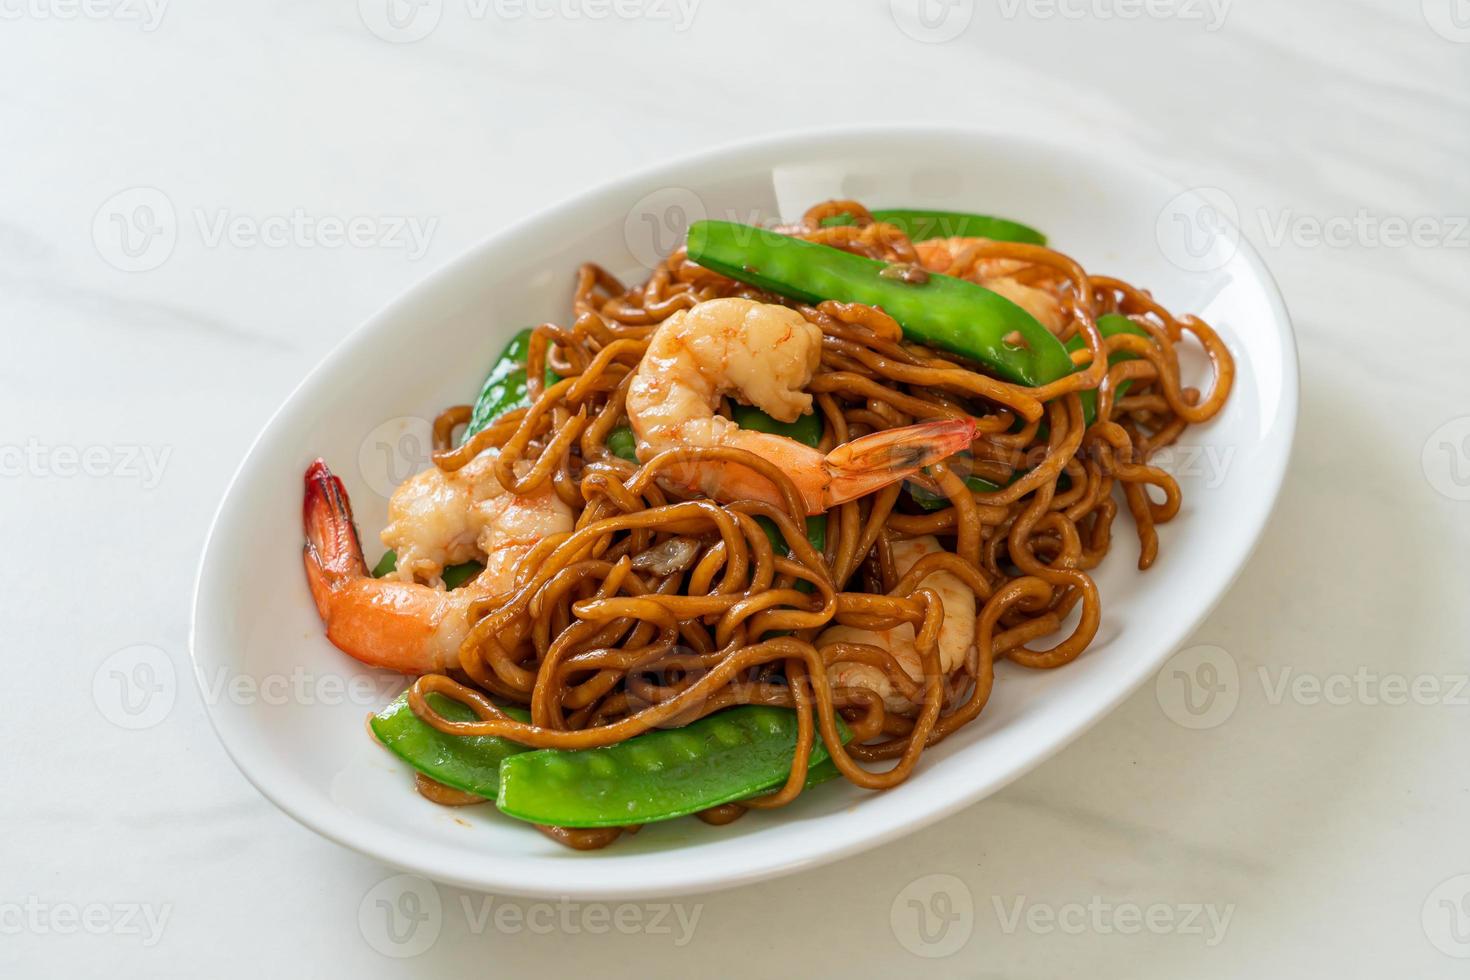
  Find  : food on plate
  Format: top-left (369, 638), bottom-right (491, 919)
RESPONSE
top-left (301, 198), bottom-right (1234, 848)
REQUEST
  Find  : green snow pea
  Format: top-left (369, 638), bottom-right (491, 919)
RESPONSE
top-left (371, 691), bottom-right (533, 799)
top-left (1070, 313), bottom-right (1150, 426)
top-left (371, 550), bottom-right (483, 589)
top-left (496, 706), bottom-right (853, 828)
top-left (605, 425), bottom-right (640, 462)
top-left (823, 207), bottom-right (1047, 246)
top-left (462, 328), bottom-right (561, 443)
top-left (686, 221), bottom-right (1072, 388)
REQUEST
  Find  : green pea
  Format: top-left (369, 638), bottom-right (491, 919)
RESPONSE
top-left (495, 706), bottom-right (853, 828)
top-left (370, 691), bottom-right (532, 799)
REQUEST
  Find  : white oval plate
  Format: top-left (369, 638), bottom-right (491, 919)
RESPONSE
top-left (192, 126), bottom-right (1297, 899)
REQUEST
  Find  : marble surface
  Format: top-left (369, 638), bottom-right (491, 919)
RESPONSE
top-left (3, 1), bottom-right (1467, 976)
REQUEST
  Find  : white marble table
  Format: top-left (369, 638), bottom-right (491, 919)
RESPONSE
top-left (3, 1), bottom-right (1466, 976)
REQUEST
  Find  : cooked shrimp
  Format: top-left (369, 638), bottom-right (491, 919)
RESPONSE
top-left (626, 297), bottom-right (977, 515)
top-left (915, 237), bottom-right (1066, 335)
top-left (819, 535), bottom-right (975, 715)
top-left (302, 458), bottom-right (570, 673)
top-left (381, 448), bottom-right (572, 593)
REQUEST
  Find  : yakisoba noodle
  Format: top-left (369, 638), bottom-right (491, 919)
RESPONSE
top-left (351, 200), bottom-right (1234, 849)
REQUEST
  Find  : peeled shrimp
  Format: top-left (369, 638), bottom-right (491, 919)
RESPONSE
top-left (625, 297), bottom-right (976, 515)
top-left (914, 237), bottom-right (1066, 335)
top-left (381, 448), bottom-right (572, 593)
top-left (819, 535), bottom-right (975, 715)
top-left (301, 457), bottom-right (570, 674)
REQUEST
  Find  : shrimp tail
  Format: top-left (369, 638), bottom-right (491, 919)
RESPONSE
top-left (823, 417), bottom-right (978, 508)
top-left (303, 458), bottom-right (368, 618)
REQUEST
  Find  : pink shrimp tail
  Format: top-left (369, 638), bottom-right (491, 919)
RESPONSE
top-left (823, 417), bottom-right (978, 508)
top-left (303, 458), bottom-right (368, 619)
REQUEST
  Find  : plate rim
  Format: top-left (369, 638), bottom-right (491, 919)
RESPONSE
top-left (189, 122), bottom-right (1300, 899)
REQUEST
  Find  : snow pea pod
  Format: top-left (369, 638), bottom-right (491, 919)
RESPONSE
top-left (371, 691), bottom-right (533, 799)
top-left (908, 473), bottom-right (1005, 512)
top-left (823, 207), bottom-right (1047, 246)
top-left (496, 706), bottom-right (853, 828)
top-left (731, 402), bottom-right (823, 448)
top-left (1071, 313), bottom-right (1150, 426)
top-left (605, 425), bottom-right (640, 462)
top-left (609, 404), bottom-right (821, 465)
top-left (686, 221), bottom-right (1072, 388)
top-left (371, 550), bottom-right (483, 589)
top-left (462, 328), bottom-right (560, 443)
